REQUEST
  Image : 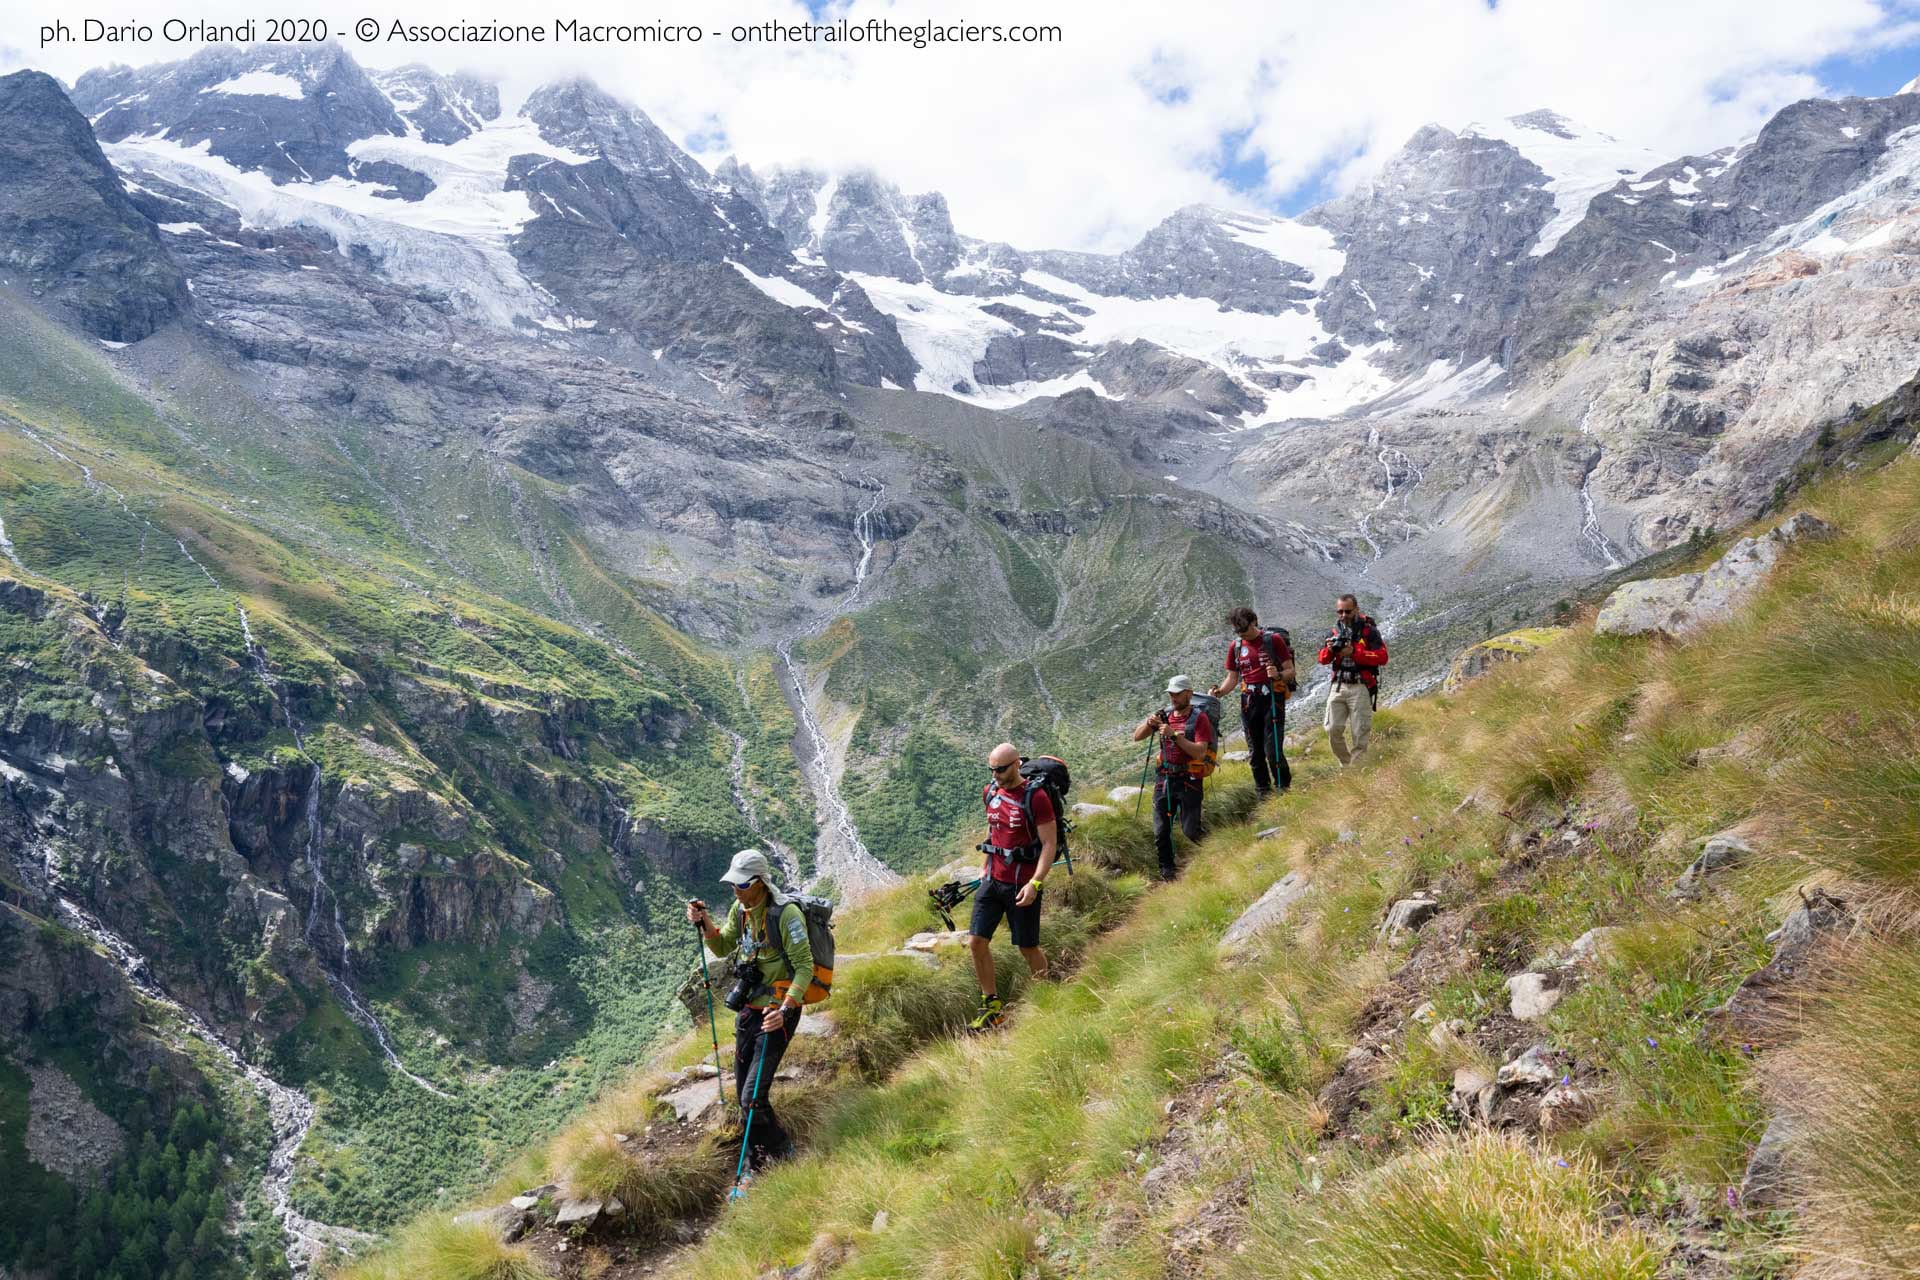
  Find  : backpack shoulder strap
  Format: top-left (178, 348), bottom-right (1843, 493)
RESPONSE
top-left (766, 898), bottom-right (804, 969)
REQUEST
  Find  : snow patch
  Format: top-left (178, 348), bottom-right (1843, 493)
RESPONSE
top-left (1365, 356), bottom-right (1504, 414)
top-left (806, 175), bottom-right (840, 252)
top-left (729, 260), bottom-right (823, 311)
top-left (156, 221), bottom-right (205, 235)
top-left (203, 71), bottom-right (305, 100)
top-left (1211, 210), bottom-right (1346, 287)
top-left (1464, 112), bottom-right (1664, 257)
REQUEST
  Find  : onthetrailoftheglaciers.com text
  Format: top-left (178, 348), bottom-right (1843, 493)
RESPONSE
top-left (38, 16), bottom-right (1064, 49)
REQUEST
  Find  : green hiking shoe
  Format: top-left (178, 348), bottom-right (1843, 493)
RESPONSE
top-left (967, 993), bottom-right (1005, 1032)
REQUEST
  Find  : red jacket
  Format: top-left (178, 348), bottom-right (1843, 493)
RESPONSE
top-left (1317, 614), bottom-right (1388, 689)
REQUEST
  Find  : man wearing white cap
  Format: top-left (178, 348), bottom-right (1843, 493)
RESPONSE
top-left (1131, 676), bottom-right (1214, 880)
top-left (686, 849), bottom-right (811, 1167)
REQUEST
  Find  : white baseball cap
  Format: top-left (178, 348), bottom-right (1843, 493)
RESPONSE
top-left (1165, 674), bottom-right (1194, 693)
top-left (720, 849), bottom-right (775, 886)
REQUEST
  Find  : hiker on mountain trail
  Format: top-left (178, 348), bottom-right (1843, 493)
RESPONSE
top-left (967, 742), bottom-right (1059, 1032)
top-left (686, 850), bottom-right (811, 1168)
top-left (1133, 676), bottom-right (1216, 881)
top-left (1211, 606), bottom-right (1296, 798)
top-left (1318, 594), bottom-right (1389, 766)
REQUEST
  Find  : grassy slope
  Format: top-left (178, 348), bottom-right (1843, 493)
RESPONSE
top-left (339, 439), bottom-right (1920, 1278)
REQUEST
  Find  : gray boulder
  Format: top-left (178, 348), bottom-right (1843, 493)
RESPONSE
top-left (661, 1076), bottom-right (729, 1124)
top-left (453, 1201), bottom-right (532, 1243)
top-left (1495, 1044), bottom-right (1561, 1089)
top-left (1670, 829), bottom-right (1755, 899)
top-left (1378, 896), bottom-right (1440, 943)
top-left (1219, 871), bottom-right (1311, 962)
top-left (1596, 513), bottom-right (1836, 638)
top-left (1507, 972), bottom-right (1563, 1021)
top-left (1565, 926), bottom-right (1622, 966)
top-left (1739, 1113), bottom-right (1797, 1208)
top-left (1717, 888), bottom-right (1851, 1037)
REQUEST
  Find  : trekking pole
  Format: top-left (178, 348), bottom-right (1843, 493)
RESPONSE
top-left (728, 1015), bottom-right (775, 1201)
top-left (1270, 687), bottom-right (1283, 793)
top-left (693, 918), bottom-right (727, 1118)
top-left (1132, 738), bottom-right (1154, 819)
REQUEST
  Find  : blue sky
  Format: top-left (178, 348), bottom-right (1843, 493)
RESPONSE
top-left (1228, 33), bottom-right (1920, 218)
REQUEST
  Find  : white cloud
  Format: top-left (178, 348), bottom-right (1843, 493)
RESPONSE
top-left (6, 0), bottom-right (1916, 251)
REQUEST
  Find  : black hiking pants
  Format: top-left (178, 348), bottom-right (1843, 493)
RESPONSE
top-left (1241, 689), bottom-right (1291, 793)
top-left (735, 1005), bottom-right (798, 1165)
top-left (1152, 775), bottom-right (1204, 878)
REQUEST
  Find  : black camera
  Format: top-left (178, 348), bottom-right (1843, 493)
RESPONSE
top-left (722, 971), bottom-right (757, 1013)
top-left (1332, 619), bottom-right (1357, 650)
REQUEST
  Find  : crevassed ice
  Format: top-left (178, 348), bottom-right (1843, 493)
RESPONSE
top-left (104, 116), bottom-right (597, 330)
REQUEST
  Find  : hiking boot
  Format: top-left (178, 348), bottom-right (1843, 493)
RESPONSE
top-left (749, 1136), bottom-right (796, 1171)
top-left (967, 993), bottom-right (1006, 1032)
top-left (1157, 864), bottom-right (1178, 882)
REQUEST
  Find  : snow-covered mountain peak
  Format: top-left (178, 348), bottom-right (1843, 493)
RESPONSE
top-left (1461, 110), bottom-right (1665, 256)
top-left (371, 64), bottom-right (500, 145)
top-left (1900, 72), bottom-right (1920, 95)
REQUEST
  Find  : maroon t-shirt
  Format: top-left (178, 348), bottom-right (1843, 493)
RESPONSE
top-left (1225, 631), bottom-right (1290, 686)
top-left (1160, 705), bottom-right (1214, 771)
top-left (981, 780), bottom-right (1056, 886)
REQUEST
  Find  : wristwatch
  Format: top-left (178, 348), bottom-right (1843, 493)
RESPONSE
top-left (1030, 876), bottom-right (1046, 888)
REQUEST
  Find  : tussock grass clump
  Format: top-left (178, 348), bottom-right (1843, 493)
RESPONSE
top-left (331, 1216), bottom-right (551, 1280)
top-left (552, 1128), bottom-right (731, 1231)
top-left (1764, 941), bottom-right (1920, 1278)
top-left (831, 951), bottom-right (1018, 1078)
top-left (1072, 806), bottom-right (1158, 876)
top-left (1240, 1132), bottom-right (1662, 1280)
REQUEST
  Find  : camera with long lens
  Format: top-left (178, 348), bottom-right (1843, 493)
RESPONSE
top-left (722, 969), bottom-right (757, 1013)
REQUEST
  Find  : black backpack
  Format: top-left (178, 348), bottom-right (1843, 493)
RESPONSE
top-left (1261, 627), bottom-right (1298, 692)
top-left (982, 756), bottom-right (1076, 873)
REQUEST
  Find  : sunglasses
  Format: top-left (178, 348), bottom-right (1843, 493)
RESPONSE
top-left (986, 761), bottom-right (1019, 774)
top-left (1335, 608), bottom-right (1355, 615)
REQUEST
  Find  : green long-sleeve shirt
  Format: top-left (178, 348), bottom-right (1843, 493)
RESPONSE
top-left (710, 895), bottom-right (813, 1010)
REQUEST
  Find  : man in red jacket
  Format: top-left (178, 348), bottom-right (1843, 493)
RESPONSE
top-left (1317, 594), bottom-right (1388, 766)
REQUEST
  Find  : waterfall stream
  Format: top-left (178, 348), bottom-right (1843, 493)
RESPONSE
top-left (775, 475), bottom-right (898, 898)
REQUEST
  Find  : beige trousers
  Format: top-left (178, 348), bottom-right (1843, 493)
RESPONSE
top-left (1324, 681), bottom-right (1374, 765)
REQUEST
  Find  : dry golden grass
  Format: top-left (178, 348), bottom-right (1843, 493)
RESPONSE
top-left (1763, 940), bottom-right (1920, 1279)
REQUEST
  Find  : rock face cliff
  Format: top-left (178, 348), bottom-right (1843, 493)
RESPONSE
top-left (0, 70), bottom-right (190, 340)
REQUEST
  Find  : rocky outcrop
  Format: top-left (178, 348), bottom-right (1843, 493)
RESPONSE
top-left (1443, 628), bottom-right (1566, 693)
top-left (0, 70), bottom-right (189, 341)
top-left (1596, 512), bottom-right (1835, 638)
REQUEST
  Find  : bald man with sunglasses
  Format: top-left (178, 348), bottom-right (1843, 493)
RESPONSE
top-left (966, 742), bottom-right (1058, 1032)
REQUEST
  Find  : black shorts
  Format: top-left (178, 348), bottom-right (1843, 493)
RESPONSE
top-left (970, 876), bottom-right (1042, 948)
